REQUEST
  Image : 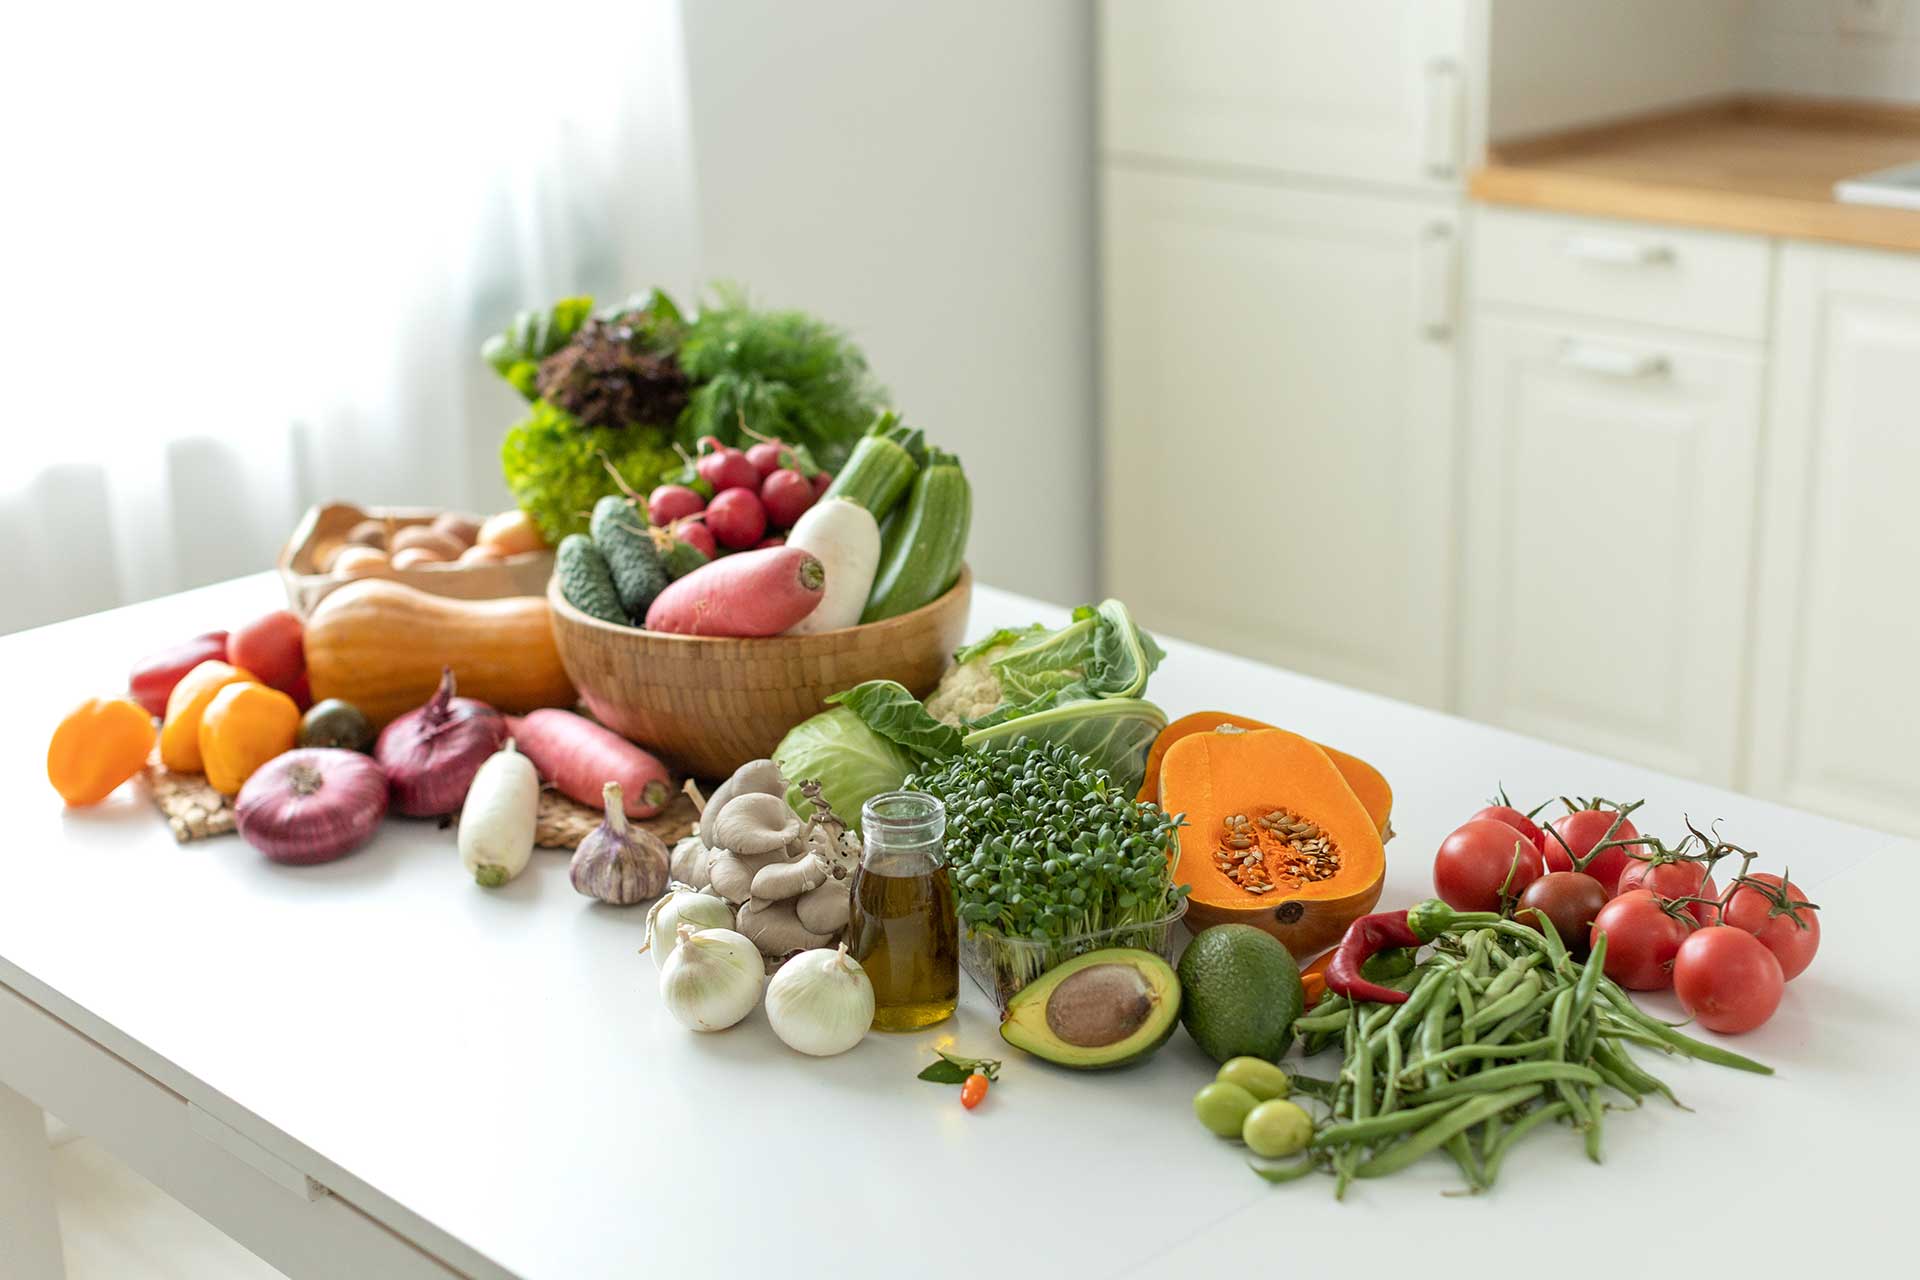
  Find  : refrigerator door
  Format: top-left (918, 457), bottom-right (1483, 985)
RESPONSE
top-left (1101, 0), bottom-right (1471, 191)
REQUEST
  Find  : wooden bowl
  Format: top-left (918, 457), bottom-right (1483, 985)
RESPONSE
top-left (548, 567), bottom-right (973, 778)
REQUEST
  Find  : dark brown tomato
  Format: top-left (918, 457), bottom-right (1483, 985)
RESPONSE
top-left (1516, 871), bottom-right (1609, 957)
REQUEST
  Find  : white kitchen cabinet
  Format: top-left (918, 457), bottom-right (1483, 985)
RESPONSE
top-left (1101, 167), bottom-right (1460, 706)
top-left (1099, 0), bottom-right (1472, 189)
top-left (1461, 313), bottom-right (1764, 785)
top-left (1748, 245), bottom-right (1920, 837)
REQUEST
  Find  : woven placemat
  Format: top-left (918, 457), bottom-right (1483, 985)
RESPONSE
top-left (145, 759), bottom-right (700, 850)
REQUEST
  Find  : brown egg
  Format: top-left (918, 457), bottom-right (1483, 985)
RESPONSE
top-left (332, 546), bottom-right (390, 578)
top-left (458, 543), bottom-right (505, 565)
top-left (476, 509), bottom-right (546, 557)
top-left (390, 526), bottom-right (465, 560)
top-left (431, 511), bottom-right (483, 547)
top-left (390, 546), bottom-right (449, 571)
top-left (344, 519), bottom-right (389, 549)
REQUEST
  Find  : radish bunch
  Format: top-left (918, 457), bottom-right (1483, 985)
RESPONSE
top-left (647, 436), bottom-right (832, 553)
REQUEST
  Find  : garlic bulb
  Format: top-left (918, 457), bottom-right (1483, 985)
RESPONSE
top-left (669, 835), bottom-right (711, 889)
top-left (643, 884), bottom-right (736, 968)
top-left (570, 781), bottom-right (670, 905)
top-left (765, 944), bottom-right (874, 1056)
top-left (659, 925), bottom-right (764, 1032)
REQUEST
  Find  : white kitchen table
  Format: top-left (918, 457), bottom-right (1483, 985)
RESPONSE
top-left (2, 574), bottom-right (1913, 1280)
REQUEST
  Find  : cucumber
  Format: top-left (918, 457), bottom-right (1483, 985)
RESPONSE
top-left (557, 534), bottom-right (629, 624)
top-left (590, 495), bottom-right (669, 616)
top-left (861, 450), bottom-right (971, 622)
top-left (822, 411), bottom-right (921, 519)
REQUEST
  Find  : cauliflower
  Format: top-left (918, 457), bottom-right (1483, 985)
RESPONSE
top-left (924, 648), bottom-right (1011, 726)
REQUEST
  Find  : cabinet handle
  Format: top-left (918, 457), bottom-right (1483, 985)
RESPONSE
top-left (1562, 235), bottom-right (1673, 267)
top-left (1419, 222), bottom-right (1458, 341)
top-left (1555, 340), bottom-right (1669, 379)
top-left (1424, 59), bottom-right (1464, 178)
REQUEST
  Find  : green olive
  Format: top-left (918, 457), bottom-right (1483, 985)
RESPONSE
top-left (1243, 1099), bottom-right (1314, 1159)
top-left (1216, 1057), bottom-right (1292, 1102)
top-left (1192, 1082), bottom-right (1258, 1138)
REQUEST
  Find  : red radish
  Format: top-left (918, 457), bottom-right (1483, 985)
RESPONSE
top-left (755, 535), bottom-right (786, 549)
top-left (760, 467), bottom-right (816, 528)
top-left (706, 487), bottom-right (768, 549)
top-left (505, 709), bottom-right (673, 818)
top-left (674, 518), bottom-right (718, 560)
top-left (745, 439), bottom-right (790, 478)
top-left (644, 546), bottom-right (825, 637)
top-left (228, 610), bottom-right (305, 692)
top-left (648, 484), bottom-right (706, 526)
top-left (695, 435), bottom-right (726, 454)
top-left (811, 471), bottom-right (833, 497)
top-left (696, 448), bottom-right (759, 494)
top-left (130, 631), bottom-right (229, 717)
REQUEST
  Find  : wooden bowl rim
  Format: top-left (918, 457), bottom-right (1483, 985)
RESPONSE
top-left (548, 563), bottom-right (972, 650)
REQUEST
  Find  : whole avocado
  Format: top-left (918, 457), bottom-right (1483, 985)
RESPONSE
top-left (1177, 925), bottom-right (1303, 1064)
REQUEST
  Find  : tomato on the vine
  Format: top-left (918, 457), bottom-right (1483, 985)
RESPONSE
top-left (1469, 804), bottom-right (1547, 855)
top-left (1616, 857), bottom-right (1719, 925)
top-left (1720, 873), bottom-right (1820, 981)
top-left (1590, 889), bottom-right (1690, 990)
top-left (1673, 926), bottom-right (1784, 1033)
top-left (1516, 871), bottom-right (1609, 957)
top-left (1432, 819), bottom-right (1546, 913)
top-left (1546, 808), bottom-right (1645, 893)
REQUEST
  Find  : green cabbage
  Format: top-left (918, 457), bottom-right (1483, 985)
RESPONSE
top-left (772, 707), bottom-right (918, 830)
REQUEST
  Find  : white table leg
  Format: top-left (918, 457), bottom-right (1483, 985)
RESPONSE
top-left (0, 1081), bottom-right (67, 1280)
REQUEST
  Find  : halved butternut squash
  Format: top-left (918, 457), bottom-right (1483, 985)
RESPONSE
top-left (1162, 728), bottom-right (1386, 961)
top-left (1139, 711), bottom-right (1394, 841)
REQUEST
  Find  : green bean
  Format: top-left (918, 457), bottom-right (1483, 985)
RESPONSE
top-left (1483, 950), bottom-right (1544, 1001)
top-left (1399, 1034), bottom-right (1557, 1079)
top-left (1366, 966), bottom-right (1450, 1055)
top-left (1481, 1100), bottom-right (1572, 1186)
top-left (1591, 1038), bottom-right (1681, 1109)
top-left (1352, 1003), bottom-right (1393, 1121)
top-left (1249, 1155), bottom-right (1320, 1184)
top-left (1546, 987), bottom-right (1575, 1061)
top-left (1463, 971), bottom-right (1544, 1032)
top-left (1513, 905), bottom-right (1568, 970)
top-left (1591, 1060), bottom-right (1642, 1105)
top-left (1314, 993), bottom-right (1352, 1019)
top-left (1600, 988), bottom-right (1773, 1074)
top-left (1595, 1016), bottom-right (1672, 1053)
top-left (1584, 1094), bottom-right (1605, 1162)
top-left (1480, 988), bottom-right (1558, 1047)
top-left (1293, 1009), bottom-right (1351, 1036)
top-left (1354, 1085), bottom-right (1542, 1178)
top-left (1381, 1017), bottom-right (1406, 1113)
top-left (1311, 1093), bottom-right (1465, 1147)
top-left (1443, 1134), bottom-right (1484, 1192)
top-left (1288, 1072), bottom-right (1339, 1104)
top-left (1465, 930), bottom-right (1493, 981)
top-left (1408, 1061), bottom-right (1601, 1103)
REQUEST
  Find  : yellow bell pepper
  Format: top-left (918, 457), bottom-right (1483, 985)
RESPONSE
top-left (198, 681), bottom-right (301, 796)
top-left (159, 660), bottom-right (256, 774)
top-left (47, 697), bottom-right (157, 805)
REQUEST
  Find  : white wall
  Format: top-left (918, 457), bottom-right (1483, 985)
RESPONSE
top-left (1489, 0), bottom-right (1745, 141)
top-left (1741, 0), bottom-right (1920, 102)
top-left (678, 0), bottom-right (1098, 606)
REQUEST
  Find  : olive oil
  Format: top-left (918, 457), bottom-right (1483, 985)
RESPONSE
top-left (851, 794), bottom-right (958, 1030)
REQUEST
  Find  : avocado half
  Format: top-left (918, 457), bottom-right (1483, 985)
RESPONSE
top-left (1000, 948), bottom-right (1182, 1070)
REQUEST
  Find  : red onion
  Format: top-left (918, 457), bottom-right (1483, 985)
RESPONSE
top-left (374, 668), bottom-right (508, 816)
top-left (236, 749), bottom-right (389, 865)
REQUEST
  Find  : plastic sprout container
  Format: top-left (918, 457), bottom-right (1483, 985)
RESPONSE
top-left (959, 899), bottom-right (1189, 1017)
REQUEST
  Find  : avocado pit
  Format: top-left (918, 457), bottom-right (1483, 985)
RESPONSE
top-left (1044, 963), bottom-right (1157, 1047)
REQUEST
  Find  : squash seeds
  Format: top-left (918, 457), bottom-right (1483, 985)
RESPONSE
top-left (1213, 809), bottom-right (1343, 896)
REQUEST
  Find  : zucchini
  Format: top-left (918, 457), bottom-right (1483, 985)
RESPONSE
top-left (557, 534), bottom-right (629, 624)
top-left (861, 449), bottom-right (970, 622)
top-left (590, 495), bottom-right (669, 616)
top-left (822, 411), bottom-right (922, 519)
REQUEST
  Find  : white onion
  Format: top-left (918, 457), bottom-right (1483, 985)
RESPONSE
top-left (766, 945), bottom-right (875, 1056)
top-left (659, 925), bottom-right (763, 1031)
top-left (644, 885), bottom-right (736, 968)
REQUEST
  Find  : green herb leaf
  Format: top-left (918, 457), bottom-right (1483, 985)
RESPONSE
top-left (918, 1050), bottom-right (1002, 1084)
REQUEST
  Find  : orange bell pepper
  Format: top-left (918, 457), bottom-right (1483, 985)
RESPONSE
top-left (158, 660), bottom-right (256, 774)
top-left (47, 697), bottom-right (157, 805)
top-left (198, 681), bottom-right (300, 796)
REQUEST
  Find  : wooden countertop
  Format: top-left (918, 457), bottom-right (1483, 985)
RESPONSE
top-left (1472, 97), bottom-right (1920, 253)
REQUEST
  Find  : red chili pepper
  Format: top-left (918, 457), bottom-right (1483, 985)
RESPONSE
top-left (1325, 910), bottom-right (1421, 1004)
top-left (960, 1073), bottom-right (989, 1110)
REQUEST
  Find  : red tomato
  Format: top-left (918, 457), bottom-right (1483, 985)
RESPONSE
top-left (1590, 890), bottom-right (1690, 990)
top-left (1469, 804), bottom-right (1546, 854)
top-left (227, 611), bottom-right (304, 692)
top-left (1720, 873), bottom-right (1820, 981)
top-left (1673, 926), bottom-right (1784, 1033)
top-left (705, 488), bottom-right (768, 549)
top-left (1616, 858), bottom-right (1719, 925)
top-left (1432, 819), bottom-right (1546, 913)
top-left (760, 467), bottom-right (816, 529)
top-left (1545, 809), bottom-right (1645, 893)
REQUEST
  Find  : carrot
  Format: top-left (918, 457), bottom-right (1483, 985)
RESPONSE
top-left (643, 546), bottom-right (826, 637)
top-left (506, 710), bottom-right (673, 818)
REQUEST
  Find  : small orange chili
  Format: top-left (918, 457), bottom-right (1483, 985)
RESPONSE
top-left (48, 697), bottom-right (157, 805)
top-left (960, 1072), bottom-right (989, 1110)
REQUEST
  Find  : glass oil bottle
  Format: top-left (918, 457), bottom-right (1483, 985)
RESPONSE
top-left (848, 791), bottom-right (958, 1030)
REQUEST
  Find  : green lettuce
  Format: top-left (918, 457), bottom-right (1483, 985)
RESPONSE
top-left (499, 400), bottom-right (682, 543)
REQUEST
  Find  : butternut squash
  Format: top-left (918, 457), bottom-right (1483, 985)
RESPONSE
top-left (304, 580), bottom-right (576, 727)
top-left (1139, 710), bottom-right (1393, 840)
top-left (1161, 728), bottom-right (1386, 961)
